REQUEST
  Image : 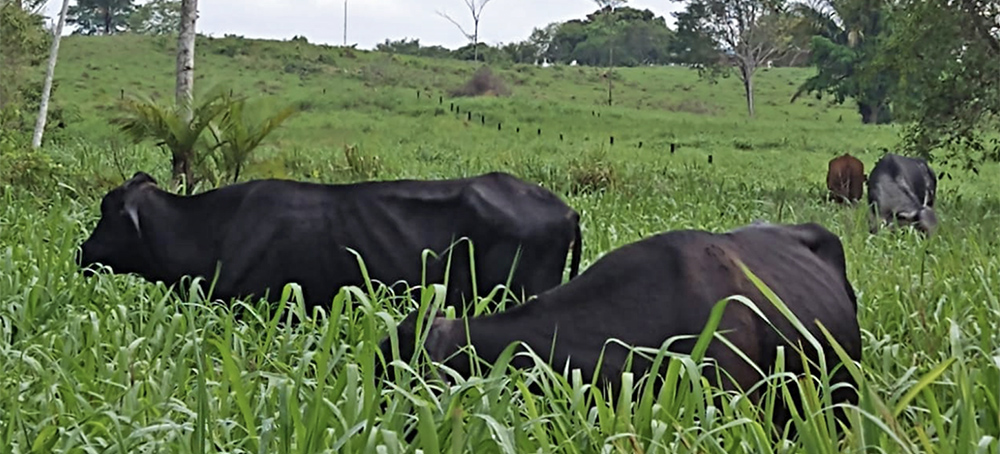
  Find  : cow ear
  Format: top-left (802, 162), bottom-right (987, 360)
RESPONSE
top-left (125, 172), bottom-right (158, 189)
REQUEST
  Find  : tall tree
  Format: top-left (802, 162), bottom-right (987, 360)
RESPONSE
top-left (532, 8), bottom-right (674, 67)
top-left (30, 0), bottom-right (71, 149)
top-left (66, 0), bottom-right (135, 35)
top-left (436, 0), bottom-right (493, 62)
top-left (674, 0), bottom-right (792, 117)
top-left (881, 0), bottom-right (999, 168)
top-left (593, 0), bottom-right (627, 106)
top-left (669, 1), bottom-right (720, 65)
top-left (789, 0), bottom-right (894, 124)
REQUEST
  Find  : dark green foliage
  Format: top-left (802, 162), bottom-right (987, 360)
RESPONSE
top-left (789, 0), bottom-right (895, 125)
top-left (880, 0), bottom-right (1000, 168)
top-left (0, 1), bottom-right (49, 111)
top-left (66, 0), bottom-right (136, 35)
top-left (0, 1), bottom-right (67, 141)
top-left (368, 6), bottom-right (676, 68)
top-left (375, 38), bottom-right (453, 60)
top-left (127, 0), bottom-right (179, 36)
top-left (668, 2), bottom-right (720, 66)
top-left (537, 6), bottom-right (675, 66)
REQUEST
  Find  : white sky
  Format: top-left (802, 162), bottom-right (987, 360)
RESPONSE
top-left (42, 0), bottom-right (683, 50)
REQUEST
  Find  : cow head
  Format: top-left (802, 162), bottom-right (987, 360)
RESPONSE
top-left (375, 305), bottom-right (460, 384)
top-left (77, 172), bottom-right (159, 276)
top-left (896, 206), bottom-right (938, 236)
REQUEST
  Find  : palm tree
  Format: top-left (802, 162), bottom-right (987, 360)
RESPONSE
top-left (208, 95), bottom-right (298, 184)
top-left (113, 88), bottom-right (297, 193)
top-left (112, 88), bottom-right (229, 194)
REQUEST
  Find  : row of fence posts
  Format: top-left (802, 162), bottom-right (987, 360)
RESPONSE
top-left (411, 89), bottom-right (711, 163)
top-left (113, 86), bottom-right (712, 165)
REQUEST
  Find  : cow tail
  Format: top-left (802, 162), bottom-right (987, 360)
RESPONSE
top-left (568, 221), bottom-right (582, 280)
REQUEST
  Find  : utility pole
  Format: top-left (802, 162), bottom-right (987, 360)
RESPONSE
top-left (343, 0), bottom-right (347, 46)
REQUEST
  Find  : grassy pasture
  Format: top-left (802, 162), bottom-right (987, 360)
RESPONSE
top-left (1, 34), bottom-right (999, 452)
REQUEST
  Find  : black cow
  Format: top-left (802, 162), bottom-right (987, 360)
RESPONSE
top-left (378, 221), bottom-right (861, 434)
top-left (867, 153), bottom-right (938, 235)
top-left (78, 171), bottom-right (583, 313)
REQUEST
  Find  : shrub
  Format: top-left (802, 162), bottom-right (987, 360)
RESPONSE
top-left (0, 142), bottom-right (67, 192)
top-left (567, 149), bottom-right (618, 195)
top-left (449, 66), bottom-right (511, 98)
top-left (340, 143), bottom-right (383, 180)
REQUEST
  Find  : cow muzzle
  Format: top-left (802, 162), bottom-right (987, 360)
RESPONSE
top-left (75, 246), bottom-right (101, 277)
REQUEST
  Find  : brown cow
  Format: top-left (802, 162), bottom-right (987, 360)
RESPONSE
top-left (826, 153), bottom-right (865, 204)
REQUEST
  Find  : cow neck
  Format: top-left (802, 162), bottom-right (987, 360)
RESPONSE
top-left (138, 187), bottom-right (229, 282)
top-left (437, 294), bottom-right (571, 377)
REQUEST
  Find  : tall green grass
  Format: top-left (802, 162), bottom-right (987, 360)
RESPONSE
top-left (2, 34), bottom-right (999, 453)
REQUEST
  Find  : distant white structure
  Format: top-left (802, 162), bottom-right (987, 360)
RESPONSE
top-left (569, 60), bottom-right (578, 66)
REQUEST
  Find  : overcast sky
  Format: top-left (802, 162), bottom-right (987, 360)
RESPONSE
top-left (43, 0), bottom-right (683, 50)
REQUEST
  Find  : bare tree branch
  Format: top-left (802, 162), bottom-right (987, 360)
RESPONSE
top-left (695, 0), bottom-right (791, 117)
top-left (436, 10), bottom-right (473, 40)
top-left (437, 0), bottom-right (494, 61)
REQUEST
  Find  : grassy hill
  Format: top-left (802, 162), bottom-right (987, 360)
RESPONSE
top-left (47, 35), bottom-right (899, 173)
top-left (1, 34), bottom-right (999, 452)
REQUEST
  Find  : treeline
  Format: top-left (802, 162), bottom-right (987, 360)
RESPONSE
top-left (378, 6), bottom-right (719, 68)
top-left (66, 0), bottom-right (180, 36)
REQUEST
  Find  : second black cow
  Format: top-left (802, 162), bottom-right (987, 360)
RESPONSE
top-left (867, 153), bottom-right (938, 235)
top-left (378, 221), bottom-right (862, 433)
top-left (77, 171), bottom-right (582, 313)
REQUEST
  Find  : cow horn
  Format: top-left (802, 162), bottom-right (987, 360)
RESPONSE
top-left (126, 204), bottom-right (141, 238)
top-left (123, 194), bottom-right (143, 238)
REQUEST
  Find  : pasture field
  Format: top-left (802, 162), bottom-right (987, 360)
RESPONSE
top-left (1, 35), bottom-right (999, 452)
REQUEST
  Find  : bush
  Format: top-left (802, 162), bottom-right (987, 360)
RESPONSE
top-left (449, 66), bottom-right (511, 98)
top-left (567, 149), bottom-right (618, 195)
top-left (338, 143), bottom-right (383, 181)
top-left (0, 141), bottom-right (67, 192)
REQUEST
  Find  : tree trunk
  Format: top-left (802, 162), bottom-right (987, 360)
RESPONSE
top-left (30, 0), bottom-right (71, 149)
top-left (742, 69), bottom-right (755, 118)
top-left (473, 21), bottom-right (479, 62)
top-left (174, 0), bottom-right (197, 188)
top-left (607, 46), bottom-right (614, 106)
top-left (858, 102), bottom-right (891, 124)
top-left (176, 0), bottom-right (197, 120)
top-left (171, 152), bottom-right (195, 195)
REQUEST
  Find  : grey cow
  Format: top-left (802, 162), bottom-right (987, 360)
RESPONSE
top-left (867, 153), bottom-right (938, 235)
